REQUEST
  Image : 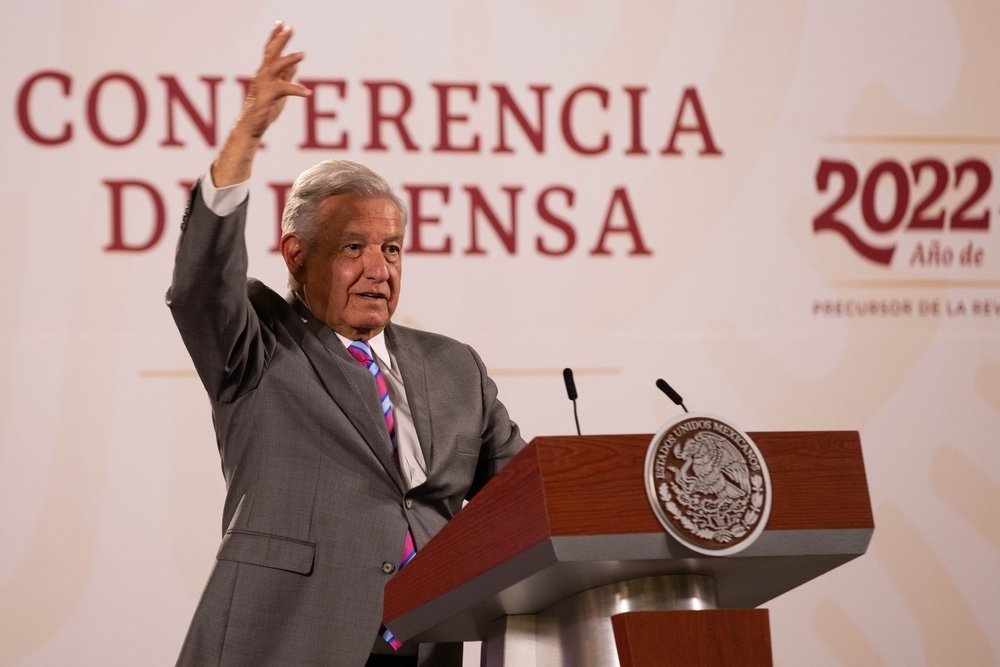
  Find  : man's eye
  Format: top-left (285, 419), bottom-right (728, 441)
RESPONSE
top-left (385, 245), bottom-right (401, 254)
top-left (345, 243), bottom-right (362, 252)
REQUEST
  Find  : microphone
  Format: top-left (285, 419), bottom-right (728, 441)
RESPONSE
top-left (563, 368), bottom-right (582, 435)
top-left (656, 378), bottom-right (688, 413)
top-left (562, 368), bottom-right (578, 401)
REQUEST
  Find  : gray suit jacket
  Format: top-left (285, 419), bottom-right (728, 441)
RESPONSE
top-left (167, 185), bottom-right (525, 666)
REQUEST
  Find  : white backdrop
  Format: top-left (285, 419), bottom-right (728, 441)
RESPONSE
top-left (2, 2), bottom-right (998, 665)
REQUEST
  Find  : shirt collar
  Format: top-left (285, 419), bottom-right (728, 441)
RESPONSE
top-left (335, 329), bottom-right (392, 371)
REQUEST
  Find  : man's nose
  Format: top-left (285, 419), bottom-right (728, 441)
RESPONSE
top-left (362, 248), bottom-right (390, 281)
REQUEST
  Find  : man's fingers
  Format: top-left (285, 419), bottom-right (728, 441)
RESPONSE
top-left (263, 21), bottom-right (293, 60)
top-left (276, 80), bottom-right (311, 98)
top-left (254, 52), bottom-right (309, 99)
top-left (256, 52), bottom-right (305, 89)
top-left (240, 21), bottom-right (309, 126)
top-left (273, 51), bottom-right (306, 76)
top-left (262, 20), bottom-right (285, 51)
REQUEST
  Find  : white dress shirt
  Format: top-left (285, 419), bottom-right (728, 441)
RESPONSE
top-left (334, 331), bottom-right (427, 490)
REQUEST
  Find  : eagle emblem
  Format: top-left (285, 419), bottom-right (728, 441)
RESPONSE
top-left (644, 414), bottom-right (772, 556)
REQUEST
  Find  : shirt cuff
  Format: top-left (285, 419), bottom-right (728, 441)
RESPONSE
top-left (201, 165), bottom-right (249, 217)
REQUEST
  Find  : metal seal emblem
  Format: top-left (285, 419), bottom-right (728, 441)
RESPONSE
top-left (644, 413), bottom-right (772, 556)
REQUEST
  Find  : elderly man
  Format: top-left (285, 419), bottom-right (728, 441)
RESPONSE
top-left (167, 23), bottom-right (525, 667)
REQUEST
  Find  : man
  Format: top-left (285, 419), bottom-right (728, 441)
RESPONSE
top-left (167, 23), bottom-right (525, 667)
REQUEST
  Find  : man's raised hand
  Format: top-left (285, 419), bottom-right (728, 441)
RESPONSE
top-left (241, 22), bottom-right (311, 139)
top-left (213, 22), bottom-right (311, 187)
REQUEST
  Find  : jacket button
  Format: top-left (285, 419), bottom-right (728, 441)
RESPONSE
top-left (405, 498), bottom-right (414, 509)
top-left (381, 561), bottom-right (396, 574)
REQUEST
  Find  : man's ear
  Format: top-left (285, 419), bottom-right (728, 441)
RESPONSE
top-left (280, 233), bottom-right (306, 282)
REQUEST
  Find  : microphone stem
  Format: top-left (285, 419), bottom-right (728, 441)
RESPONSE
top-left (572, 399), bottom-right (581, 436)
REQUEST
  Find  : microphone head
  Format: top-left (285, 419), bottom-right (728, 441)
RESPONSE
top-left (656, 378), bottom-right (684, 406)
top-left (562, 368), bottom-right (578, 401)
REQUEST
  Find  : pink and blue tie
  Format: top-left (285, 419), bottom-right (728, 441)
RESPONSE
top-left (348, 341), bottom-right (396, 444)
top-left (347, 340), bottom-right (415, 650)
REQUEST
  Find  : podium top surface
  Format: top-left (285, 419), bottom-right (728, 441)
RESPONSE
top-left (384, 431), bottom-right (873, 643)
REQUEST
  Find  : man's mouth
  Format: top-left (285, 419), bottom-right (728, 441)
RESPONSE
top-left (355, 292), bottom-right (387, 301)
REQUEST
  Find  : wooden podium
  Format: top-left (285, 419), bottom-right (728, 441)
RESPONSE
top-left (383, 432), bottom-right (873, 666)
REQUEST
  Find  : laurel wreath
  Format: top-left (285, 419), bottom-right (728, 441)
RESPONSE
top-left (658, 474), bottom-right (765, 544)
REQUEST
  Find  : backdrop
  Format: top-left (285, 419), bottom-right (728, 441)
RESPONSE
top-left (2, 2), bottom-right (998, 665)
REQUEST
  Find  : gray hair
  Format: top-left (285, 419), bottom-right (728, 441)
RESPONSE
top-left (281, 159), bottom-right (408, 249)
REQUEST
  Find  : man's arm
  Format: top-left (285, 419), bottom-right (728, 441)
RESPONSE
top-left (212, 21), bottom-right (311, 187)
top-left (167, 24), bottom-right (310, 402)
top-left (468, 345), bottom-right (527, 499)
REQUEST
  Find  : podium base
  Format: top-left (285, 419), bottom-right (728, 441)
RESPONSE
top-left (482, 575), bottom-right (717, 667)
top-left (612, 609), bottom-right (772, 667)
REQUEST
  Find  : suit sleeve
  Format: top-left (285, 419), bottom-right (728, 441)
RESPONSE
top-left (166, 183), bottom-right (271, 403)
top-left (467, 344), bottom-right (526, 499)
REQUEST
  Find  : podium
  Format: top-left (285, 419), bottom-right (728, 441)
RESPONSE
top-left (383, 432), bottom-right (873, 666)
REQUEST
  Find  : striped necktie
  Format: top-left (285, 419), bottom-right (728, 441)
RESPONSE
top-left (347, 340), bottom-right (414, 650)
top-left (347, 340), bottom-right (395, 444)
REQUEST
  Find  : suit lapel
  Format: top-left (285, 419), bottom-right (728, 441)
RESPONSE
top-left (284, 294), bottom-right (405, 491)
top-left (385, 324), bottom-right (435, 472)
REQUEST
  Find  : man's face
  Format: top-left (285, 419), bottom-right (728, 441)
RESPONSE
top-left (289, 194), bottom-right (403, 341)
